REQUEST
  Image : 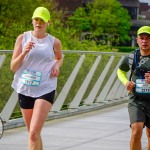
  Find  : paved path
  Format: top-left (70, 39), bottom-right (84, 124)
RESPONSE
top-left (0, 103), bottom-right (147, 150)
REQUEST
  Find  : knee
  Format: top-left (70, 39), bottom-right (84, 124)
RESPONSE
top-left (131, 126), bottom-right (143, 140)
top-left (147, 136), bottom-right (150, 142)
top-left (29, 130), bottom-right (39, 143)
top-left (146, 128), bottom-right (150, 140)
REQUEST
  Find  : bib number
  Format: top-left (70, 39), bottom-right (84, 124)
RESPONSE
top-left (21, 70), bottom-right (42, 86)
top-left (135, 79), bottom-right (150, 93)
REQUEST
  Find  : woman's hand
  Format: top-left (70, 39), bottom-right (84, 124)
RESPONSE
top-left (50, 64), bottom-right (60, 78)
top-left (22, 42), bottom-right (35, 55)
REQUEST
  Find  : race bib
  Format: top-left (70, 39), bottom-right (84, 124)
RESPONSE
top-left (21, 69), bottom-right (42, 86)
top-left (135, 79), bottom-right (150, 93)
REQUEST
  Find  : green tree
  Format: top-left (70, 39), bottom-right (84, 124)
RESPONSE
top-left (0, 0), bottom-right (116, 51)
top-left (68, 0), bottom-right (131, 45)
top-left (0, 0), bottom-right (65, 49)
top-left (68, 7), bottom-right (91, 32)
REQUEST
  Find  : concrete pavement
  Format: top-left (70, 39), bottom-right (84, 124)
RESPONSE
top-left (0, 103), bottom-right (147, 150)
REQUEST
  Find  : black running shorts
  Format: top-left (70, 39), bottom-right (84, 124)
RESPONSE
top-left (18, 90), bottom-right (55, 109)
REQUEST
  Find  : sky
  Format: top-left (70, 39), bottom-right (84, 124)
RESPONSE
top-left (139, 0), bottom-right (150, 5)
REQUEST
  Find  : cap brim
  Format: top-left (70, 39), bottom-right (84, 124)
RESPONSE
top-left (32, 16), bottom-right (48, 23)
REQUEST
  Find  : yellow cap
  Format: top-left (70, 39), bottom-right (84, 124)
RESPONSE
top-left (32, 7), bottom-right (50, 23)
top-left (137, 26), bottom-right (150, 35)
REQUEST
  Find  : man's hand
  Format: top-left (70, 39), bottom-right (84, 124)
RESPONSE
top-left (125, 81), bottom-right (135, 93)
top-left (145, 72), bottom-right (150, 84)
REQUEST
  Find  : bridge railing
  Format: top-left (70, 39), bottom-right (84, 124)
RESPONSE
top-left (0, 50), bottom-right (129, 129)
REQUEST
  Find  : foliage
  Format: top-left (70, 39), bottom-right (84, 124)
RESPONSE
top-left (68, 0), bottom-right (131, 46)
top-left (0, 0), bottom-right (132, 51)
top-left (0, 0), bottom-right (66, 49)
top-left (115, 46), bottom-right (138, 52)
top-left (66, 39), bottom-right (112, 51)
top-left (67, 7), bottom-right (91, 32)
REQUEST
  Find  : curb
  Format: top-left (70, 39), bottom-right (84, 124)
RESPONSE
top-left (4, 98), bottom-right (128, 130)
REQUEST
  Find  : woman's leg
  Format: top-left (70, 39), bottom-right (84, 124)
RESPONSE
top-left (21, 109), bottom-right (33, 131)
top-left (21, 99), bottom-right (52, 150)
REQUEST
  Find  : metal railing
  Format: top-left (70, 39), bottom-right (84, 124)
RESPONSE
top-left (0, 50), bottom-right (129, 129)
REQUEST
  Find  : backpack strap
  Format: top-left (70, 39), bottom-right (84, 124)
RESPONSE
top-left (128, 49), bottom-right (140, 81)
top-left (129, 52), bottom-right (134, 70)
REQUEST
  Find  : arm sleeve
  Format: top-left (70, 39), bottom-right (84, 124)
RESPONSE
top-left (117, 68), bottom-right (129, 86)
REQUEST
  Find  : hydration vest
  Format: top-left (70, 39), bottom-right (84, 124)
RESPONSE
top-left (129, 49), bottom-right (150, 99)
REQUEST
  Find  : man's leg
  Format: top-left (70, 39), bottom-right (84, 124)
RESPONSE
top-left (146, 127), bottom-right (150, 150)
top-left (130, 122), bottom-right (144, 150)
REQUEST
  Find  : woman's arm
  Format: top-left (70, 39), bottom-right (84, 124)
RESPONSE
top-left (10, 34), bottom-right (35, 72)
top-left (50, 38), bottom-right (63, 77)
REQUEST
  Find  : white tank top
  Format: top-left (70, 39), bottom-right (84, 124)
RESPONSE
top-left (11, 31), bottom-right (57, 97)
